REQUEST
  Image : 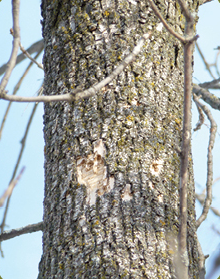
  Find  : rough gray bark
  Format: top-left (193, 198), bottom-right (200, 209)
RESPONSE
top-left (38, 0), bottom-right (200, 278)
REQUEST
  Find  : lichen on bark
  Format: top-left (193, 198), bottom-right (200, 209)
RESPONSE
top-left (39, 0), bottom-right (200, 278)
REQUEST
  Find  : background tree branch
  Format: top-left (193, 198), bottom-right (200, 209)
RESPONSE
top-left (0, 39), bottom-right (44, 76)
top-left (0, 0), bottom-right (20, 92)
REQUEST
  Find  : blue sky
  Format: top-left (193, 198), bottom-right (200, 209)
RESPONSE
top-left (0, 1), bottom-right (220, 278)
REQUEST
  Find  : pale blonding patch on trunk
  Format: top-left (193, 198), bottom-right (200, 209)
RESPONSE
top-left (76, 139), bottom-right (114, 205)
top-left (121, 184), bottom-right (133, 201)
top-left (150, 158), bottom-right (164, 176)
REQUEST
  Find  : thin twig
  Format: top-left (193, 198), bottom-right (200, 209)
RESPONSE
top-left (193, 84), bottom-right (220, 111)
top-left (19, 43), bottom-right (43, 70)
top-left (0, 0), bottom-right (20, 93)
top-left (0, 103), bottom-right (39, 234)
top-left (201, 0), bottom-right (213, 4)
top-left (196, 193), bottom-right (220, 217)
top-left (177, 0), bottom-right (194, 22)
top-left (0, 32), bottom-right (152, 103)
top-left (0, 50), bottom-right (43, 140)
top-left (214, 48), bottom-right (220, 77)
top-left (195, 42), bottom-right (215, 79)
top-left (147, 0), bottom-right (198, 44)
top-left (10, 28), bottom-right (43, 70)
top-left (0, 222), bottom-right (43, 242)
top-left (0, 167), bottom-right (25, 207)
top-left (0, 91), bottom-right (70, 103)
top-left (0, 39), bottom-right (44, 76)
top-left (193, 95), bottom-right (217, 228)
top-left (213, 176), bottom-right (220, 185)
top-left (193, 98), bottom-right (204, 132)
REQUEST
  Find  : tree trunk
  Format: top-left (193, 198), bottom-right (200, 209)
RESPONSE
top-left (38, 0), bottom-right (200, 278)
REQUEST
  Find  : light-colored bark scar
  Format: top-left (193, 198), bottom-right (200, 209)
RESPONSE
top-left (76, 139), bottom-right (114, 205)
top-left (150, 158), bottom-right (164, 176)
top-left (121, 184), bottom-right (133, 201)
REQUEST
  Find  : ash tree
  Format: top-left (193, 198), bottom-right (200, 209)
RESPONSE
top-left (1, 0), bottom-right (219, 278)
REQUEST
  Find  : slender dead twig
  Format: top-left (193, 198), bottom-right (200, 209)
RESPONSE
top-left (210, 47), bottom-right (220, 77)
top-left (0, 0), bottom-right (20, 93)
top-left (0, 39), bottom-right (44, 76)
top-left (10, 28), bottom-right (43, 70)
top-left (18, 42), bottom-right (43, 70)
top-left (195, 42), bottom-right (215, 79)
top-left (196, 175), bottom-right (220, 218)
top-left (0, 32), bottom-right (152, 103)
top-left (193, 99), bottom-right (205, 132)
top-left (196, 193), bottom-right (220, 217)
top-left (213, 176), bottom-right (220, 185)
top-left (193, 95), bottom-right (217, 228)
top-left (0, 49), bottom-right (43, 140)
top-left (196, 42), bottom-right (220, 80)
top-left (201, 0), bottom-right (213, 4)
top-left (148, 0), bottom-right (198, 44)
top-left (0, 102), bottom-right (39, 234)
top-left (0, 222), bottom-right (43, 242)
top-left (148, 0), bottom-right (186, 42)
top-left (0, 167), bottom-right (25, 207)
top-left (214, 48), bottom-right (220, 77)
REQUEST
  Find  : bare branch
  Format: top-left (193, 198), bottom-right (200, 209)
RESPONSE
top-left (177, 0), bottom-right (194, 22)
top-left (0, 90), bottom-right (70, 103)
top-left (193, 84), bottom-right (220, 111)
top-left (195, 42), bottom-right (215, 79)
top-left (0, 50), bottom-right (43, 140)
top-left (193, 99), bottom-right (204, 132)
top-left (199, 77), bottom-right (220, 90)
top-left (0, 222), bottom-right (43, 242)
top-left (193, 95), bottom-right (217, 228)
top-left (0, 0), bottom-right (20, 93)
top-left (0, 103), bottom-right (39, 233)
top-left (214, 48), bottom-right (220, 77)
top-left (9, 28), bottom-right (43, 70)
top-left (147, 0), bottom-right (198, 44)
top-left (213, 176), bottom-right (220, 185)
top-left (0, 39), bottom-right (44, 76)
top-left (0, 32), bottom-right (152, 103)
top-left (19, 43), bottom-right (43, 70)
top-left (0, 167), bottom-right (25, 207)
top-left (201, 0), bottom-right (213, 4)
